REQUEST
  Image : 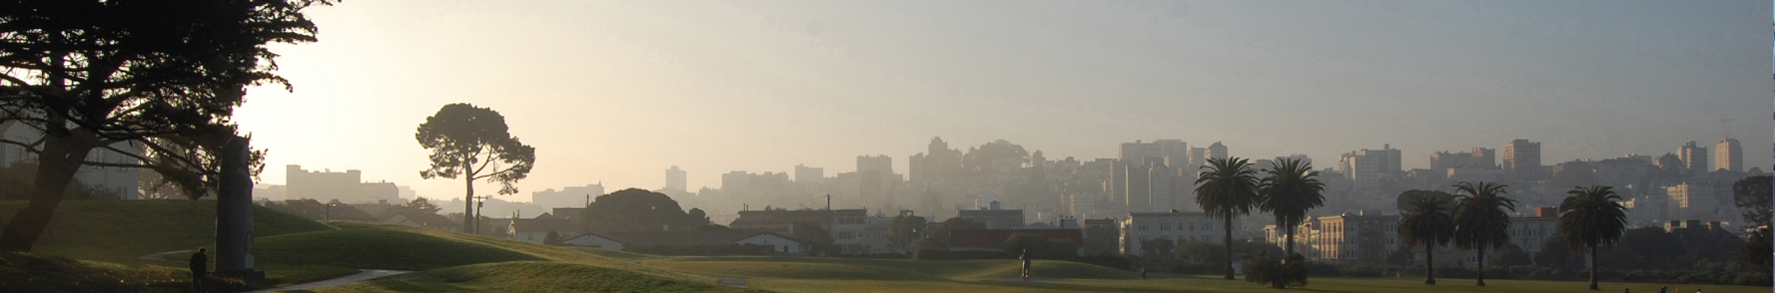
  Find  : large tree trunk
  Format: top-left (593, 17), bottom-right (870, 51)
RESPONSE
top-left (1476, 247), bottom-right (1486, 286)
top-left (1224, 214), bottom-right (1235, 280)
top-left (463, 161), bottom-right (475, 233)
top-left (0, 135), bottom-right (93, 252)
top-left (1588, 245), bottom-right (1598, 290)
top-left (1425, 242), bottom-right (1436, 285)
top-left (1284, 221), bottom-right (1295, 260)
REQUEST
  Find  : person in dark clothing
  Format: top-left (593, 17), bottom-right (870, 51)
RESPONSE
top-left (1020, 249), bottom-right (1031, 281)
top-left (190, 248), bottom-right (207, 293)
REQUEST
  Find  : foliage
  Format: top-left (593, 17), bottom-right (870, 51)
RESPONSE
top-left (583, 188), bottom-right (706, 232)
top-left (889, 212), bottom-right (928, 254)
top-left (1386, 248), bottom-right (1416, 267)
top-left (1398, 191), bottom-right (1455, 283)
top-left (1244, 252), bottom-right (1308, 288)
top-left (416, 103), bottom-right (537, 231)
top-left (1534, 234), bottom-right (1575, 269)
top-left (1559, 185), bottom-right (1629, 290)
top-left (1140, 238), bottom-right (1175, 257)
top-left (1195, 156), bottom-right (1261, 279)
top-left (0, 161), bottom-right (123, 200)
top-left (405, 197), bottom-right (443, 214)
top-left (0, 251), bottom-right (253, 293)
top-left (313, 261), bottom-right (756, 293)
top-left (544, 231), bottom-right (563, 246)
top-left (1452, 181), bottom-right (1516, 285)
top-left (1598, 227), bottom-right (1684, 270)
top-left (1732, 175), bottom-right (1773, 228)
top-left (1004, 234), bottom-right (1079, 260)
top-left (1743, 227), bottom-right (1773, 275)
top-left (1257, 157), bottom-right (1325, 257)
top-left (0, 0), bottom-right (323, 251)
top-left (932, 217), bottom-right (986, 244)
top-left (1173, 240), bottom-right (1283, 264)
top-left (1489, 242), bottom-right (1533, 267)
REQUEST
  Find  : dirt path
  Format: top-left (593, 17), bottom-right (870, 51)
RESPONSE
top-left (718, 276), bottom-right (748, 288)
top-left (246, 269), bottom-right (412, 293)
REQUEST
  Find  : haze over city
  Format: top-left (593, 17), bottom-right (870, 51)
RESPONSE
top-left (7, 1), bottom-right (1776, 292)
top-left (231, 1), bottom-right (1771, 203)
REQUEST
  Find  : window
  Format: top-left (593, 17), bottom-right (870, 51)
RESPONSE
top-left (1161, 223), bottom-right (1170, 230)
top-left (1139, 224), bottom-right (1148, 231)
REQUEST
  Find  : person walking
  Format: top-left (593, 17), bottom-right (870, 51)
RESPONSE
top-left (1020, 249), bottom-right (1032, 281)
top-left (189, 248), bottom-right (208, 293)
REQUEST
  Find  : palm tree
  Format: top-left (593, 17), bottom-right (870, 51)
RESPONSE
top-left (1258, 157), bottom-right (1325, 261)
top-left (1559, 185), bottom-right (1628, 290)
top-left (1195, 156), bottom-right (1261, 280)
top-left (1452, 181), bottom-right (1516, 287)
top-left (1397, 192), bottom-right (1455, 285)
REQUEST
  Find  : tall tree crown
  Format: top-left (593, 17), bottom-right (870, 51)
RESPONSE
top-left (1259, 157), bottom-right (1326, 227)
top-left (1196, 157), bottom-right (1261, 219)
top-left (1453, 181), bottom-right (1517, 251)
top-left (1559, 185), bottom-right (1628, 251)
top-left (415, 103), bottom-right (535, 195)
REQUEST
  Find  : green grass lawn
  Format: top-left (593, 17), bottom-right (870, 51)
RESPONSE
top-left (4, 201), bottom-right (1767, 293)
top-left (305, 261), bottom-right (762, 293)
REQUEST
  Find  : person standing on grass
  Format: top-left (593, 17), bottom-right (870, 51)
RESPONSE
top-left (1020, 249), bottom-right (1032, 281)
top-left (189, 248), bottom-right (207, 293)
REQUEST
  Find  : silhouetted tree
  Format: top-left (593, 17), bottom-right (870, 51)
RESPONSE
top-left (1258, 157), bottom-right (1325, 261)
top-left (416, 103), bottom-right (536, 232)
top-left (889, 212), bottom-right (927, 254)
top-left (1743, 227), bottom-right (1773, 275)
top-left (584, 188), bottom-right (703, 232)
top-left (543, 231), bottom-right (563, 246)
top-left (1488, 242), bottom-right (1532, 267)
top-left (1452, 181), bottom-right (1516, 286)
top-left (1399, 193), bottom-right (1455, 285)
top-left (1733, 175), bottom-right (1773, 228)
top-left (406, 197), bottom-right (442, 214)
top-left (1559, 185), bottom-right (1628, 290)
top-left (1534, 234), bottom-right (1574, 269)
top-left (933, 217), bottom-right (986, 244)
top-left (1195, 157), bottom-right (1261, 280)
top-left (0, 0), bottom-right (328, 251)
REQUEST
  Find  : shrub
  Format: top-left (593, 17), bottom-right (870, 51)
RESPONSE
top-left (1244, 253), bottom-right (1308, 288)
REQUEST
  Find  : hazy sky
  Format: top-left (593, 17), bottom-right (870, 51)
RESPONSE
top-left (236, 0), bottom-right (1774, 202)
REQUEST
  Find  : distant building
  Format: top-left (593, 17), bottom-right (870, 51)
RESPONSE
top-left (1121, 210), bottom-right (1222, 256)
top-left (1677, 141), bottom-right (1709, 175)
top-left (581, 230), bottom-right (809, 254)
top-left (665, 166), bottom-right (687, 192)
top-left (0, 122), bottom-right (141, 199)
top-left (1430, 148), bottom-right (1497, 170)
top-left (284, 165), bottom-right (398, 204)
top-left (958, 203), bottom-right (1025, 230)
top-left (530, 183), bottom-right (604, 209)
top-left (1715, 138), bottom-right (1742, 172)
top-left (1667, 182), bottom-right (1722, 221)
top-left (1311, 212), bottom-right (1400, 267)
top-left (1082, 218), bottom-right (1120, 255)
top-left (1503, 139), bottom-right (1542, 179)
top-left (729, 208), bottom-right (870, 253)
top-left (1337, 144), bottom-right (1401, 195)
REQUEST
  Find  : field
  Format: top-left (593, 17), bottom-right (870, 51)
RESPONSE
top-left (0, 200), bottom-right (1768, 293)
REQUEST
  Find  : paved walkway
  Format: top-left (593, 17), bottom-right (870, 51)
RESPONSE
top-left (717, 276), bottom-right (748, 288)
top-left (247, 269), bottom-right (412, 293)
top-left (137, 249), bottom-right (192, 261)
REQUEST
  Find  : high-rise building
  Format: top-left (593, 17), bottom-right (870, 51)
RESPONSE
top-left (1715, 138), bottom-right (1742, 172)
top-left (531, 183), bottom-right (604, 208)
top-left (1677, 141), bottom-right (1709, 175)
top-left (1207, 142), bottom-right (1228, 161)
top-left (1114, 140), bottom-right (1191, 213)
top-left (1336, 144), bottom-right (1401, 195)
top-left (1502, 139), bottom-right (1542, 178)
top-left (794, 164), bottom-right (823, 183)
top-left (857, 155), bottom-right (893, 179)
top-left (1430, 148), bottom-right (1496, 170)
top-left (285, 165), bottom-right (399, 203)
top-left (664, 166), bottom-right (687, 192)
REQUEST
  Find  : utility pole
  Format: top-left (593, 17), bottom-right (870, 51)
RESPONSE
top-left (473, 195), bottom-right (490, 235)
top-left (827, 194), bottom-right (834, 255)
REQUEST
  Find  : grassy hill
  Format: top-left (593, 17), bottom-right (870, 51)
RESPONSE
top-left (0, 199), bottom-right (334, 265)
top-left (308, 261), bottom-right (760, 293)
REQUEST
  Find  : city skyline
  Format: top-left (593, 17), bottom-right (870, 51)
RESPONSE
top-left (231, 1), bottom-right (1772, 201)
